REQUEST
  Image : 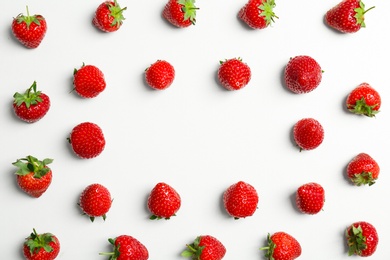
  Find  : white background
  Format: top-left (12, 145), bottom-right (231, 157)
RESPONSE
top-left (0, 0), bottom-right (389, 259)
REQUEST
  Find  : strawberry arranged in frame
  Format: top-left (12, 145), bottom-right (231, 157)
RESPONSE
top-left (13, 81), bottom-right (50, 123)
top-left (223, 181), bottom-right (259, 219)
top-left (147, 182), bottom-right (181, 220)
top-left (23, 228), bottom-right (60, 260)
top-left (100, 235), bottom-right (149, 260)
top-left (346, 221), bottom-right (378, 257)
top-left (296, 182), bottom-right (325, 214)
top-left (347, 153), bottom-right (379, 186)
top-left (182, 235), bottom-right (226, 260)
top-left (78, 183), bottom-right (112, 222)
top-left (12, 155), bottom-right (53, 198)
top-left (260, 232), bottom-right (301, 260)
top-left (346, 82), bottom-right (381, 117)
top-left (325, 0), bottom-right (374, 33)
top-left (163, 0), bottom-right (198, 28)
top-left (93, 0), bottom-right (127, 32)
top-left (293, 118), bottom-right (324, 151)
top-left (145, 60), bottom-right (175, 90)
top-left (73, 64), bottom-right (106, 98)
top-left (11, 6), bottom-right (47, 48)
top-left (239, 0), bottom-right (278, 29)
top-left (218, 58), bottom-right (251, 91)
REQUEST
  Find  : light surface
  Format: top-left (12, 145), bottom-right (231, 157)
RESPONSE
top-left (0, 0), bottom-right (388, 259)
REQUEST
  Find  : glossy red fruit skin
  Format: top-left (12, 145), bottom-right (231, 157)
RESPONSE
top-left (145, 60), bottom-right (175, 90)
top-left (12, 14), bottom-right (47, 48)
top-left (93, 1), bottom-right (126, 32)
top-left (223, 181), bottom-right (259, 219)
top-left (73, 65), bottom-right (106, 98)
top-left (346, 153), bottom-right (379, 186)
top-left (17, 170), bottom-right (52, 198)
top-left (238, 0), bottom-right (277, 29)
top-left (293, 118), bottom-right (324, 151)
top-left (147, 182), bottom-right (181, 219)
top-left (163, 0), bottom-right (193, 28)
top-left (284, 55), bottom-right (322, 94)
top-left (296, 182), bottom-right (325, 214)
top-left (347, 221), bottom-right (378, 257)
top-left (69, 122), bottom-right (106, 159)
top-left (23, 233), bottom-right (60, 260)
top-left (198, 235), bottom-right (226, 260)
top-left (218, 58), bottom-right (251, 91)
top-left (267, 232), bottom-right (302, 260)
top-left (346, 83), bottom-right (381, 117)
top-left (13, 93), bottom-right (50, 123)
top-left (79, 183), bottom-right (112, 221)
top-left (113, 235), bottom-right (149, 260)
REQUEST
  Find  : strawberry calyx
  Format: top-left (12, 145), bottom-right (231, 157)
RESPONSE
top-left (260, 233), bottom-right (276, 260)
top-left (107, 0), bottom-right (127, 28)
top-left (351, 172), bottom-right (376, 186)
top-left (25, 228), bottom-right (56, 255)
top-left (347, 225), bottom-right (367, 256)
top-left (149, 214), bottom-right (175, 220)
top-left (16, 6), bottom-right (43, 29)
top-left (348, 97), bottom-right (379, 117)
top-left (178, 0), bottom-right (198, 25)
top-left (181, 236), bottom-right (205, 258)
top-left (259, 0), bottom-right (278, 26)
top-left (354, 1), bottom-right (375, 28)
top-left (13, 155), bottom-right (53, 178)
top-left (13, 81), bottom-right (43, 109)
top-left (99, 238), bottom-right (120, 259)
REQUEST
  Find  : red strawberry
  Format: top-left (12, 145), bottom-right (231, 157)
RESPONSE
top-left (23, 228), bottom-right (60, 260)
top-left (346, 221), bottom-right (378, 257)
top-left (13, 81), bottom-right (50, 123)
top-left (346, 153), bottom-right (379, 186)
top-left (238, 0), bottom-right (278, 29)
top-left (182, 235), bottom-right (226, 260)
top-left (12, 155), bottom-right (53, 198)
top-left (293, 118), bottom-right (324, 151)
top-left (284, 55), bottom-right (322, 94)
top-left (68, 122), bottom-right (106, 159)
top-left (296, 182), bottom-right (325, 214)
top-left (99, 235), bottom-right (149, 260)
top-left (147, 182), bottom-right (181, 220)
top-left (73, 64), bottom-right (106, 98)
top-left (11, 6), bottom-right (47, 49)
top-left (92, 0), bottom-right (127, 32)
top-left (325, 0), bottom-right (374, 33)
top-left (218, 58), bottom-right (251, 91)
top-left (346, 82), bottom-right (381, 117)
top-left (223, 181), bottom-right (259, 219)
top-left (145, 60), bottom-right (175, 90)
top-left (163, 0), bottom-right (198, 28)
top-left (79, 183), bottom-right (112, 222)
top-left (261, 232), bottom-right (302, 260)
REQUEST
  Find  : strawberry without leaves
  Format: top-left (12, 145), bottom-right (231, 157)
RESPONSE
top-left (293, 118), bottom-right (324, 151)
top-left (23, 228), bottom-right (60, 260)
top-left (218, 58), bottom-right (251, 91)
top-left (182, 235), bottom-right (226, 260)
top-left (100, 235), bottom-right (149, 260)
top-left (79, 183), bottom-right (112, 222)
top-left (93, 0), bottom-right (127, 32)
top-left (347, 153), bottom-right (379, 186)
top-left (163, 0), bottom-right (198, 28)
top-left (147, 182), bottom-right (181, 220)
top-left (296, 182), bottom-right (325, 214)
top-left (346, 221), bottom-right (378, 257)
top-left (145, 60), bottom-right (175, 90)
top-left (223, 181), bottom-right (259, 219)
top-left (239, 0), bottom-right (278, 29)
top-left (73, 64), bottom-right (106, 98)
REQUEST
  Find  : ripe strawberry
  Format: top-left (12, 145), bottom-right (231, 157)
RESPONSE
top-left (238, 0), bottom-right (278, 29)
top-left (346, 82), bottom-right (381, 117)
top-left (293, 118), bottom-right (324, 151)
top-left (23, 228), bottom-right (60, 260)
top-left (284, 55), bottom-right (322, 94)
top-left (68, 122), bottom-right (106, 159)
top-left (147, 182), bottom-right (181, 220)
top-left (93, 0), bottom-right (127, 32)
top-left (145, 60), bottom-right (175, 90)
top-left (12, 155), bottom-right (53, 198)
top-left (218, 58), bottom-right (251, 91)
top-left (223, 181), bottom-right (259, 219)
top-left (295, 182), bottom-right (325, 214)
top-left (346, 221), bottom-right (378, 257)
top-left (11, 6), bottom-right (47, 49)
top-left (13, 81), bottom-right (50, 123)
top-left (79, 183), bottom-right (112, 222)
top-left (325, 0), bottom-right (374, 33)
top-left (100, 235), bottom-right (149, 260)
top-left (346, 153), bottom-right (379, 186)
top-left (261, 232), bottom-right (302, 260)
top-left (73, 64), bottom-right (106, 98)
top-left (163, 0), bottom-right (198, 28)
top-left (182, 235), bottom-right (226, 260)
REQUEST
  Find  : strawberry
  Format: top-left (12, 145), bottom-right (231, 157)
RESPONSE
top-left (163, 0), bottom-right (198, 28)
top-left (223, 181), bottom-right (259, 219)
top-left (100, 235), bottom-right (149, 260)
top-left (93, 0), bottom-right (127, 32)
top-left (293, 118), bottom-right (324, 151)
top-left (182, 235), bottom-right (226, 260)
top-left (147, 182), bottom-right (181, 220)
top-left (11, 6), bottom-right (47, 49)
top-left (346, 82), bottom-right (381, 117)
top-left (238, 0), bottom-right (278, 29)
top-left (325, 0), bottom-right (374, 33)
top-left (261, 232), bottom-right (302, 260)
top-left (78, 183), bottom-right (112, 222)
top-left (68, 122), bottom-right (106, 159)
top-left (346, 153), bottom-right (379, 186)
top-left (23, 228), bottom-right (60, 260)
top-left (284, 55), bottom-right (322, 94)
top-left (295, 182), bottom-right (325, 214)
top-left (12, 155), bottom-right (53, 198)
top-left (145, 60), bottom-right (175, 90)
top-left (346, 221), bottom-right (378, 257)
top-left (218, 58), bottom-right (251, 91)
top-left (13, 81), bottom-right (50, 123)
top-left (73, 64), bottom-right (106, 98)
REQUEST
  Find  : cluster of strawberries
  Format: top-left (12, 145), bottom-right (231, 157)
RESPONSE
top-left (9, 0), bottom-right (381, 259)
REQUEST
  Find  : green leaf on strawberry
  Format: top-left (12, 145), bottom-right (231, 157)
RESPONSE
top-left (13, 155), bottom-right (53, 178)
top-left (25, 229), bottom-right (56, 255)
top-left (259, 0), bottom-right (278, 26)
top-left (13, 81), bottom-right (42, 109)
top-left (15, 6), bottom-right (43, 29)
top-left (179, 0), bottom-right (198, 24)
top-left (354, 1), bottom-right (375, 28)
